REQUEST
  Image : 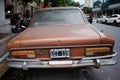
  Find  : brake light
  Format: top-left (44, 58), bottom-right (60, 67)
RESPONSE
top-left (85, 47), bottom-right (110, 56)
top-left (11, 50), bottom-right (35, 59)
top-left (118, 18), bottom-right (120, 20)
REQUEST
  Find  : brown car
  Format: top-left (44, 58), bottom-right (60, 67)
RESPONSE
top-left (7, 7), bottom-right (117, 70)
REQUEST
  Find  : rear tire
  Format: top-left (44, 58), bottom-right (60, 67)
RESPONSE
top-left (113, 21), bottom-right (117, 26)
top-left (96, 20), bottom-right (98, 23)
top-left (105, 20), bottom-right (107, 24)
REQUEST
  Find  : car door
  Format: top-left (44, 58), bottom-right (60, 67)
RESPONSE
top-left (110, 15), bottom-right (117, 23)
top-left (109, 15), bottom-right (114, 23)
top-left (102, 16), bottom-right (106, 23)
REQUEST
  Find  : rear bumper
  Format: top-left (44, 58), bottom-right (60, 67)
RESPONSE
top-left (7, 51), bottom-right (117, 70)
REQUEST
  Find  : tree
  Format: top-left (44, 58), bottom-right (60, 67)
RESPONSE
top-left (34, 0), bottom-right (41, 6)
top-left (83, 7), bottom-right (92, 14)
top-left (19, 0), bottom-right (80, 8)
top-left (19, 0), bottom-right (33, 6)
top-left (50, 0), bottom-right (80, 7)
top-left (69, 1), bottom-right (80, 7)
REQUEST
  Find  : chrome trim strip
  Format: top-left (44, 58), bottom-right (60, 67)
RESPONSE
top-left (7, 58), bottom-right (40, 62)
top-left (82, 51), bottom-right (117, 60)
top-left (7, 51), bottom-right (117, 61)
top-left (9, 44), bottom-right (113, 50)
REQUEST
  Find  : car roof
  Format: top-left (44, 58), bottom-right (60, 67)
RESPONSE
top-left (112, 14), bottom-right (120, 16)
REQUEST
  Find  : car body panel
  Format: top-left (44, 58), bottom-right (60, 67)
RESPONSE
top-left (96, 15), bottom-right (107, 23)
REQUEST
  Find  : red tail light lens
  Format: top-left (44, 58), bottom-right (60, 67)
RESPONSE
top-left (118, 18), bottom-right (120, 20)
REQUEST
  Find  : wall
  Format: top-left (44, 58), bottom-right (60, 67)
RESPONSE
top-left (0, 0), bottom-right (5, 26)
top-left (84, 0), bottom-right (93, 8)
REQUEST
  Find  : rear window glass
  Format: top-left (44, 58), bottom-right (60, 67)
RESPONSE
top-left (31, 9), bottom-right (85, 26)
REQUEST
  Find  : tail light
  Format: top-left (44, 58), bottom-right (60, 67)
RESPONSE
top-left (85, 47), bottom-right (111, 56)
top-left (118, 18), bottom-right (120, 20)
top-left (11, 50), bottom-right (35, 59)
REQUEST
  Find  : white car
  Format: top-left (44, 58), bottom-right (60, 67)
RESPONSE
top-left (106, 14), bottom-right (120, 26)
top-left (96, 15), bottom-right (107, 23)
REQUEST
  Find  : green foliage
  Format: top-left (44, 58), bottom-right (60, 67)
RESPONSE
top-left (19, 0), bottom-right (80, 7)
top-left (34, 0), bottom-right (41, 6)
top-left (69, 1), bottom-right (80, 7)
top-left (20, 0), bottom-right (33, 5)
top-left (83, 7), bottom-right (92, 14)
top-left (50, 0), bottom-right (80, 7)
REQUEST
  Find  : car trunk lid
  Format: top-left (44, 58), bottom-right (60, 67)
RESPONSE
top-left (18, 24), bottom-right (101, 48)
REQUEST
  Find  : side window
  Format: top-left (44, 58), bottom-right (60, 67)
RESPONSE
top-left (110, 15), bottom-right (114, 18)
top-left (100, 16), bottom-right (102, 18)
top-left (114, 15), bottom-right (118, 17)
top-left (111, 15), bottom-right (117, 18)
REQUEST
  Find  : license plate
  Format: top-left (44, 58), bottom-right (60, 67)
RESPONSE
top-left (50, 49), bottom-right (70, 58)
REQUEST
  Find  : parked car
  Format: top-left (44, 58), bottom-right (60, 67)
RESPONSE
top-left (96, 15), bottom-right (107, 23)
top-left (106, 14), bottom-right (120, 26)
top-left (7, 7), bottom-right (117, 70)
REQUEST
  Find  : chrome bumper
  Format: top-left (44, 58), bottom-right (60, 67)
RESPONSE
top-left (7, 51), bottom-right (117, 70)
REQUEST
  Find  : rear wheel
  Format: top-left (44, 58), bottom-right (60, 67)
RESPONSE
top-left (113, 21), bottom-right (117, 26)
top-left (105, 20), bottom-right (107, 24)
top-left (96, 20), bottom-right (98, 23)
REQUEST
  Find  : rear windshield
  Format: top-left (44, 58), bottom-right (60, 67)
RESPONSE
top-left (31, 9), bottom-right (85, 26)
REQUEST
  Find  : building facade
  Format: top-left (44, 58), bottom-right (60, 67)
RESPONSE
top-left (84, 0), bottom-right (93, 7)
top-left (0, 0), bottom-right (5, 25)
top-left (93, 0), bottom-right (120, 17)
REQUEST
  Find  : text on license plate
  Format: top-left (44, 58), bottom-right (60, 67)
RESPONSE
top-left (50, 49), bottom-right (70, 58)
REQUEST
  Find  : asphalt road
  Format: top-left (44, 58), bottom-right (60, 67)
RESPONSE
top-left (1, 23), bottom-right (120, 80)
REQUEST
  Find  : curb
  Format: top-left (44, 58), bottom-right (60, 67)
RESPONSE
top-left (0, 23), bottom-right (10, 27)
